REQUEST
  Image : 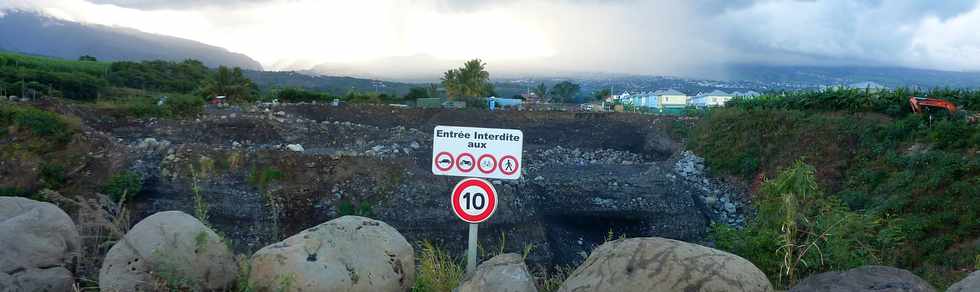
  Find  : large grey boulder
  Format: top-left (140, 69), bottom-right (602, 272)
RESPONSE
top-left (558, 237), bottom-right (773, 292)
top-left (458, 253), bottom-right (537, 292)
top-left (99, 211), bottom-right (237, 291)
top-left (249, 216), bottom-right (415, 292)
top-left (789, 265), bottom-right (935, 292)
top-left (0, 196), bottom-right (80, 292)
top-left (948, 270), bottom-right (980, 292)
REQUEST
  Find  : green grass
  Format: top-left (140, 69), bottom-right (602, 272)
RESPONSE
top-left (712, 161), bottom-right (881, 288)
top-left (412, 241), bottom-right (464, 292)
top-left (695, 103), bottom-right (979, 288)
top-left (93, 94), bottom-right (205, 118)
top-left (0, 52), bottom-right (109, 76)
top-left (103, 171), bottom-right (143, 203)
top-left (0, 103), bottom-right (76, 148)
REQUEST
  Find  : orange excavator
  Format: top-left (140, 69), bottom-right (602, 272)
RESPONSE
top-left (909, 96), bottom-right (977, 123)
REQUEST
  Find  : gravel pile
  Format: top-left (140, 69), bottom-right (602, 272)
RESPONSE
top-left (528, 146), bottom-right (647, 167)
top-left (673, 151), bottom-right (746, 227)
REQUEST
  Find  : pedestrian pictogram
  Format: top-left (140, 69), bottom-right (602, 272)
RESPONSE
top-left (456, 153), bottom-right (475, 172)
top-left (432, 126), bottom-right (523, 180)
top-left (499, 155), bottom-right (519, 175)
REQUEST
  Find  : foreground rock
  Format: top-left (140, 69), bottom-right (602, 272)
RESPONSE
top-left (558, 237), bottom-right (772, 292)
top-left (99, 211), bottom-right (236, 291)
top-left (948, 270), bottom-right (980, 292)
top-left (457, 253), bottom-right (537, 292)
top-left (249, 216), bottom-right (415, 292)
top-left (789, 265), bottom-right (935, 292)
top-left (0, 197), bottom-right (80, 291)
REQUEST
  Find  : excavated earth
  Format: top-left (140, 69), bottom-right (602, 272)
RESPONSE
top-left (63, 103), bottom-right (748, 268)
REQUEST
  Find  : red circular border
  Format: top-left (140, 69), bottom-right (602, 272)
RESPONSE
top-left (434, 152), bottom-right (454, 171)
top-left (456, 153), bottom-right (475, 172)
top-left (498, 155), bottom-right (519, 175)
top-left (477, 154), bottom-right (497, 174)
top-left (451, 178), bottom-right (497, 223)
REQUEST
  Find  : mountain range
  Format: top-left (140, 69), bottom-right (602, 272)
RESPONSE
top-left (0, 10), bottom-right (261, 70)
top-left (4, 9), bottom-right (980, 92)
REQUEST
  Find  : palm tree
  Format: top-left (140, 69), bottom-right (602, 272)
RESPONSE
top-left (201, 66), bottom-right (254, 101)
top-left (532, 82), bottom-right (548, 100)
top-left (441, 59), bottom-right (491, 100)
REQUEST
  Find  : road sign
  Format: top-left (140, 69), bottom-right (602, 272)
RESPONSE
top-left (432, 126), bottom-right (523, 180)
top-left (451, 178), bottom-right (497, 223)
top-left (450, 178), bottom-right (499, 274)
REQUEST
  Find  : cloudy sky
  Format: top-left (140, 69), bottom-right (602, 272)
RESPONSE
top-left (4, 0), bottom-right (980, 75)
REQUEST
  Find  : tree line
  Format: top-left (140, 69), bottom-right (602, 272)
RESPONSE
top-left (0, 52), bottom-right (256, 102)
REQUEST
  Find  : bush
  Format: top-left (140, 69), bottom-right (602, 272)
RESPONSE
top-left (95, 94), bottom-right (204, 118)
top-left (40, 163), bottom-right (66, 189)
top-left (104, 171), bottom-right (143, 202)
top-left (728, 87), bottom-right (980, 115)
top-left (712, 160), bottom-right (879, 288)
top-left (696, 106), bottom-right (979, 288)
top-left (413, 241), bottom-right (464, 292)
top-left (0, 104), bottom-right (74, 145)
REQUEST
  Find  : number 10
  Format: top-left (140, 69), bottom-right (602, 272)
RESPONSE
top-left (462, 192), bottom-right (486, 210)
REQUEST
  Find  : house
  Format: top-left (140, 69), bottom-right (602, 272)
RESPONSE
top-left (491, 97), bottom-right (524, 109)
top-left (652, 89), bottom-right (688, 113)
top-left (692, 90), bottom-right (734, 107)
top-left (847, 81), bottom-right (887, 91)
top-left (210, 96), bottom-right (226, 106)
top-left (521, 92), bottom-right (545, 104)
top-left (731, 91), bottom-right (761, 98)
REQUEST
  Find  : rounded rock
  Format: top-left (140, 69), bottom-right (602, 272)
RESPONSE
top-left (458, 253), bottom-right (537, 292)
top-left (249, 216), bottom-right (415, 292)
top-left (789, 265), bottom-right (935, 292)
top-left (558, 237), bottom-right (773, 292)
top-left (0, 197), bottom-right (80, 291)
top-left (948, 270), bottom-right (980, 292)
top-left (99, 211), bottom-right (236, 291)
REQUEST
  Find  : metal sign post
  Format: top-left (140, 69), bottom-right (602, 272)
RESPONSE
top-left (467, 223), bottom-right (478, 273)
top-left (434, 125), bottom-right (522, 274)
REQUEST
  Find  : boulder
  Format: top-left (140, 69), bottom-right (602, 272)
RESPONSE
top-left (948, 270), bottom-right (980, 292)
top-left (558, 237), bottom-right (772, 292)
top-left (458, 253), bottom-right (537, 292)
top-left (0, 197), bottom-right (80, 291)
top-left (286, 144), bottom-right (305, 152)
top-left (249, 216), bottom-right (414, 292)
top-left (99, 211), bottom-right (236, 291)
top-left (789, 265), bottom-right (935, 292)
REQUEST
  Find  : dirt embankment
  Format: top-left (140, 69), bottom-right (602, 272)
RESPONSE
top-left (11, 102), bottom-right (748, 271)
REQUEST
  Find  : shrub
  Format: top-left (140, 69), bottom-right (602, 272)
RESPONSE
top-left (163, 94), bottom-right (205, 117)
top-left (40, 163), bottom-right (66, 189)
top-left (104, 171), bottom-right (143, 202)
top-left (413, 241), bottom-right (464, 292)
top-left (712, 160), bottom-right (878, 288)
top-left (0, 105), bottom-right (74, 145)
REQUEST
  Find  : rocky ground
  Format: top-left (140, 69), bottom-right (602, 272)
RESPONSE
top-left (47, 103), bottom-right (749, 269)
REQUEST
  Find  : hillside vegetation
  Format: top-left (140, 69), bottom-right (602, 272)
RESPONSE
top-left (693, 88), bottom-right (979, 288)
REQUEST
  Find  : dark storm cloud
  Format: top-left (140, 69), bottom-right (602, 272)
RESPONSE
top-left (87, 0), bottom-right (277, 10)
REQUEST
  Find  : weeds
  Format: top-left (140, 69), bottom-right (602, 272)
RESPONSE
top-left (189, 161), bottom-right (210, 225)
top-left (413, 241), bottom-right (464, 292)
top-left (712, 161), bottom-right (879, 288)
top-left (103, 171), bottom-right (142, 202)
top-left (249, 165), bottom-right (284, 240)
top-left (535, 265), bottom-right (573, 292)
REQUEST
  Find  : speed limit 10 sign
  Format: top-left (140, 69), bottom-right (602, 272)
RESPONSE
top-left (451, 178), bottom-right (497, 223)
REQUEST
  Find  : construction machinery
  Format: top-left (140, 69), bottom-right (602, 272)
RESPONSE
top-left (909, 96), bottom-right (977, 123)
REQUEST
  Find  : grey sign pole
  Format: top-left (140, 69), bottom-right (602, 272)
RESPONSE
top-left (467, 223), bottom-right (478, 274)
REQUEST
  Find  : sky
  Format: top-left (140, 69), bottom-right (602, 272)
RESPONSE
top-left (3, 0), bottom-right (980, 76)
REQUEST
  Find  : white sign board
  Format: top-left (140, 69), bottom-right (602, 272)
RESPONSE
top-left (432, 125), bottom-right (523, 180)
